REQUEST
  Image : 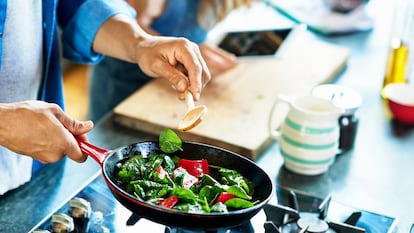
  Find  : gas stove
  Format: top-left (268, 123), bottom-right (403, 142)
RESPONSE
top-left (266, 187), bottom-right (397, 233)
top-left (30, 175), bottom-right (397, 233)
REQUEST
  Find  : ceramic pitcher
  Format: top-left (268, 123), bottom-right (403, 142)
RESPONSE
top-left (269, 94), bottom-right (343, 175)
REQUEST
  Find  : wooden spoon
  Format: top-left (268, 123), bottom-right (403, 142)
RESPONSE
top-left (178, 91), bottom-right (208, 131)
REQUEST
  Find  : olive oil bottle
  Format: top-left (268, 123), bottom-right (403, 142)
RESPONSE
top-left (381, 0), bottom-right (414, 99)
top-left (381, 38), bottom-right (409, 98)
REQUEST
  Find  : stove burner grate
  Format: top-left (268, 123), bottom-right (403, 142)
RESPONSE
top-left (126, 212), bottom-right (255, 233)
top-left (263, 191), bottom-right (366, 233)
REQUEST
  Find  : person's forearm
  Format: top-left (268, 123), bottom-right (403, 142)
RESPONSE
top-left (0, 101), bottom-right (93, 163)
top-left (91, 13), bottom-right (211, 101)
top-left (92, 14), bottom-right (150, 63)
top-left (0, 103), bottom-right (14, 147)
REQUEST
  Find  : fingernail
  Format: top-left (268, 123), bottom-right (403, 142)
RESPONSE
top-left (177, 80), bottom-right (186, 91)
top-left (194, 92), bottom-right (200, 101)
top-left (83, 120), bottom-right (94, 128)
top-left (77, 155), bottom-right (88, 163)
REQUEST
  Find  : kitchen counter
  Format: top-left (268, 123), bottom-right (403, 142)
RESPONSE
top-left (1, 0), bottom-right (413, 232)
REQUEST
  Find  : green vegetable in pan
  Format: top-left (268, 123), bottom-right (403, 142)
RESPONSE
top-left (115, 129), bottom-right (257, 214)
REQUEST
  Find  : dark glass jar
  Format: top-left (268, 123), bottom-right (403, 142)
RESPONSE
top-left (312, 84), bottom-right (362, 154)
top-left (51, 213), bottom-right (74, 233)
top-left (68, 197), bottom-right (91, 233)
top-left (338, 112), bottom-right (359, 153)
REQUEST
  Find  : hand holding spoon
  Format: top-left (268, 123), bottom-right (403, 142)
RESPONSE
top-left (178, 90), bottom-right (208, 131)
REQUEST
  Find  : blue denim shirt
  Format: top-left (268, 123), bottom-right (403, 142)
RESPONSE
top-left (0, 0), bottom-right (134, 107)
top-left (0, 0), bottom-right (135, 175)
top-left (151, 0), bottom-right (207, 44)
top-left (88, 0), bottom-right (209, 122)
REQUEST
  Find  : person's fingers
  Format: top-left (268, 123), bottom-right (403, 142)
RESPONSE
top-left (190, 43), bottom-right (211, 101)
top-left (134, 37), bottom-right (211, 101)
top-left (202, 44), bottom-right (237, 62)
top-left (54, 112), bottom-right (94, 163)
top-left (36, 159), bottom-right (48, 164)
top-left (199, 44), bottom-right (238, 78)
top-left (161, 60), bottom-right (190, 91)
top-left (212, 48), bottom-right (237, 64)
top-left (171, 40), bottom-right (210, 101)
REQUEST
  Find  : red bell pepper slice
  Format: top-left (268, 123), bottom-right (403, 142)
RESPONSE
top-left (157, 195), bottom-right (179, 208)
top-left (215, 192), bottom-right (236, 203)
top-left (177, 159), bottom-right (209, 178)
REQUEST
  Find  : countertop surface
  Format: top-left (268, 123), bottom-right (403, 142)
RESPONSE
top-left (1, 0), bottom-right (414, 232)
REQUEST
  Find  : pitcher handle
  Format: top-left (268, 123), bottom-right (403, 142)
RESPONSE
top-left (268, 94), bottom-right (292, 140)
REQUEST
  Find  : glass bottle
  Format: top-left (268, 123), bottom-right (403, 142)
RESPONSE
top-left (311, 84), bottom-right (362, 154)
top-left (382, 0), bottom-right (414, 98)
top-left (68, 197), bottom-right (91, 233)
top-left (50, 213), bottom-right (74, 233)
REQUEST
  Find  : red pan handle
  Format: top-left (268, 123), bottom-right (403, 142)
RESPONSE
top-left (76, 138), bottom-right (111, 165)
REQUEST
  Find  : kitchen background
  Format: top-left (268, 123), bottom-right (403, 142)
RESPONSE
top-left (63, 64), bottom-right (90, 121)
top-left (45, 0), bottom-right (414, 232)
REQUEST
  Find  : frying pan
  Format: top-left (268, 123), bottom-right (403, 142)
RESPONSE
top-left (77, 139), bottom-right (274, 230)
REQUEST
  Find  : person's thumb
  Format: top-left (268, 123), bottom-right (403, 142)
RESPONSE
top-left (70, 120), bottom-right (94, 136)
top-left (58, 112), bottom-right (94, 136)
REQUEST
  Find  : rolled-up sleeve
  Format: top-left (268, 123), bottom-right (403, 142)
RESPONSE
top-left (58, 0), bottom-right (135, 64)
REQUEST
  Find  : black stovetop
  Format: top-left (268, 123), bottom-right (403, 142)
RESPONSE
top-left (30, 175), bottom-right (397, 233)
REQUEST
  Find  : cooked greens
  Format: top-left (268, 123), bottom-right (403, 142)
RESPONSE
top-left (114, 129), bottom-right (257, 214)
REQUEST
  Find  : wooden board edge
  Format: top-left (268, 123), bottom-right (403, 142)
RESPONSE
top-left (112, 113), bottom-right (273, 160)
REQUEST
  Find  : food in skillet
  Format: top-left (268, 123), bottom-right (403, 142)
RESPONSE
top-left (114, 129), bottom-right (257, 214)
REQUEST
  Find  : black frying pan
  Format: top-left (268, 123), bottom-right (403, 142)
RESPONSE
top-left (78, 139), bottom-right (273, 230)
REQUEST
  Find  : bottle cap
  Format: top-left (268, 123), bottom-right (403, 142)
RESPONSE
top-left (51, 213), bottom-right (74, 233)
top-left (312, 84), bottom-right (362, 115)
top-left (69, 197), bottom-right (91, 218)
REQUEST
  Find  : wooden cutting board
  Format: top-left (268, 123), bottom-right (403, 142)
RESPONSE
top-left (113, 32), bottom-right (349, 159)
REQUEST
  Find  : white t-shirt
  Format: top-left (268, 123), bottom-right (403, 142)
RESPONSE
top-left (0, 0), bottom-right (44, 195)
